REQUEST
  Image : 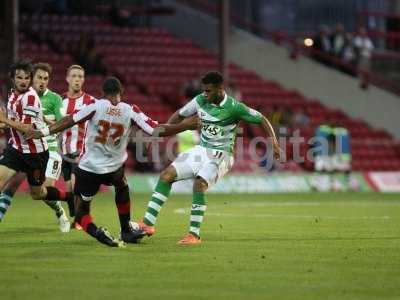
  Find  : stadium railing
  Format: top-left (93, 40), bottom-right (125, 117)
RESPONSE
top-left (177, 0), bottom-right (400, 96)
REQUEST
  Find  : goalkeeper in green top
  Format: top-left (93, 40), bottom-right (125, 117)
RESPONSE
top-left (138, 71), bottom-right (281, 245)
top-left (0, 63), bottom-right (72, 232)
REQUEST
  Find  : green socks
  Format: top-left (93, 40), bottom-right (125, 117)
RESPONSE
top-left (189, 192), bottom-right (206, 237)
top-left (143, 180), bottom-right (171, 226)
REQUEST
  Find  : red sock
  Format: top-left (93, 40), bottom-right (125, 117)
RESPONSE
top-left (58, 190), bottom-right (66, 200)
top-left (79, 214), bottom-right (93, 232)
top-left (117, 202), bottom-right (130, 215)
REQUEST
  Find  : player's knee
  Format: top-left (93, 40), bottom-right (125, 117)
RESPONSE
top-left (30, 189), bottom-right (45, 200)
top-left (160, 166), bottom-right (176, 183)
top-left (193, 177), bottom-right (208, 192)
top-left (75, 196), bottom-right (90, 217)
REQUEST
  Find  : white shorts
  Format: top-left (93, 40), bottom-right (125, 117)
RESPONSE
top-left (45, 151), bottom-right (62, 180)
top-left (314, 155), bottom-right (333, 172)
top-left (171, 145), bottom-right (234, 187)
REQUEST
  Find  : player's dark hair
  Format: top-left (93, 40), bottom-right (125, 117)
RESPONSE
top-left (9, 59), bottom-right (34, 79)
top-left (102, 76), bottom-right (123, 96)
top-left (33, 62), bottom-right (52, 77)
top-left (201, 71), bottom-right (224, 86)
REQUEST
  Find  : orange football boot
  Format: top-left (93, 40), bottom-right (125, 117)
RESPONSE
top-left (177, 233), bottom-right (201, 245)
top-left (137, 219), bottom-right (156, 236)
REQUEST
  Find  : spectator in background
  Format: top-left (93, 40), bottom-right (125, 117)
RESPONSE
top-left (330, 23), bottom-right (346, 58)
top-left (353, 27), bottom-right (374, 70)
top-left (340, 33), bottom-right (357, 76)
top-left (311, 124), bottom-right (335, 191)
top-left (268, 105), bottom-right (282, 128)
top-left (313, 25), bottom-right (332, 65)
top-left (266, 106), bottom-right (292, 137)
top-left (110, 0), bottom-right (132, 27)
top-left (292, 107), bottom-right (310, 128)
top-left (44, 0), bottom-right (70, 14)
top-left (342, 33), bottom-right (356, 64)
top-left (280, 106), bottom-right (293, 128)
top-left (331, 126), bottom-right (354, 191)
top-left (68, 0), bottom-right (96, 15)
top-left (177, 130), bottom-right (199, 154)
top-left (20, 0), bottom-right (47, 14)
top-left (75, 32), bottom-right (107, 75)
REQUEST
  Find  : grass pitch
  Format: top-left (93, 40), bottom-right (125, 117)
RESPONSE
top-left (1, 192), bottom-right (399, 300)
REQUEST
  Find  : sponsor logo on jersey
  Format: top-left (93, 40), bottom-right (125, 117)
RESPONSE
top-left (202, 124), bottom-right (223, 136)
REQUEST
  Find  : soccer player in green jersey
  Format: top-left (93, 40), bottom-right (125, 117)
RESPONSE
top-left (138, 71), bottom-right (281, 245)
top-left (0, 63), bottom-right (72, 232)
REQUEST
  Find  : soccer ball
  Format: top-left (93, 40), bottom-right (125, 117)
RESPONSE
top-left (129, 221), bottom-right (140, 231)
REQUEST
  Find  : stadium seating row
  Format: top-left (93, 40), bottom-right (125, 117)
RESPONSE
top-left (18, 14), bottom-right (400, 172)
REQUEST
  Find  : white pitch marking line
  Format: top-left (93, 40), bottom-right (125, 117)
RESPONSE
top-left (173, 208), bottom-right (391, 220)
top-left (231, 201), bottom-right (400, 208)
top-left (236, 202), bottom-right (321, 207)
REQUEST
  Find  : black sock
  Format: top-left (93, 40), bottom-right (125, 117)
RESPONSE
top-left (65, 192), bottom-right (74, 202)
top-left (76, 214), bottom-right (98, 237)
top-left (86, 223), bottom-right (98, 238)
top-left (45, 187), bottom-right (62, 201)
top-left (115, 185), bottom-right (131, 232)
top-left (65, 192), bottom-right (75, 217)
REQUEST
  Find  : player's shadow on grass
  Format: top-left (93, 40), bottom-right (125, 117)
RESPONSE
top-left (0, 227), bottom-right (54, 234)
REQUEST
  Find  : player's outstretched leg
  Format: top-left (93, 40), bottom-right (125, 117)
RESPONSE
top-left (30, 186), bottom-right (75, 216)
top-left (0, 191), bottom-right (13, 222)
top-left (115, 184), bottom-right (145, 243)
top-left (139, 166), bottom-right (175, 236)
top-left (178, 176), bottom-right (207, 245)
top-left (43, 200), bottom-right (70, 233)
top-left (0, 172), bottom-right (25, 222)
top-left (75, 195), bottom-right (124, 247)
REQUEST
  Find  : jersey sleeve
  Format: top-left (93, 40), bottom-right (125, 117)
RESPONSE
top-left (178, 98), bottom-right (198, 117)
top-left (72, 103), bottom-right (97, 123)
top-left (89, 96), bottom-right (96, 105)
top-left (21, 93), bottom-right (41, 124)
top-left (53, 94), bottom-right (64, 121)
top-left (130, 104), bottom-right (158, 135)
top-left (235, 102), bottom-right (263, 124)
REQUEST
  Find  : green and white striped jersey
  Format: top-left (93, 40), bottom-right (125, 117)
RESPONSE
top-left (39, 89), bottom-right (63, 152)
top-left (179, 93), bottom-right (263, 153)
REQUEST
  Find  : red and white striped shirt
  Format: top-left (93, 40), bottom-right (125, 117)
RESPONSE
top-left (7, 87), bottom-right (48, 153)
top-left (60, 92), bottom-right (96, 155)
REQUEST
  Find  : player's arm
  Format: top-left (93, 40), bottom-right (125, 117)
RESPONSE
top-left (0, 116), bottom-right (32, 134)
top-left (168, 98), bottom-right (198, 124)
top-left (0, 101), bottom-right (34, 134)
top-left (131, 105), bottom-right (198, 137)
top-left (237, 102), bottom-right (281, 159)
top-left (167, 110), bottom-right (185, 124)
top-left (25, 103), bottom-right (96, 139)
top-left (156, 116), bottom-right (198, 137)
top-left (47, 115), bottom-right (76, 135)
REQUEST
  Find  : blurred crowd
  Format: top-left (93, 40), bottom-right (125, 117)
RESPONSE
top-left (312, 24), bottom-right (374, 74)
